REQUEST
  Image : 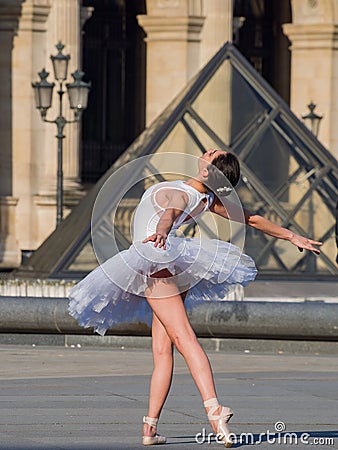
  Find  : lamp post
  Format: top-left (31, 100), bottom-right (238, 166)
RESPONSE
top-left (301, 102), bottom-right (323, 138)
top-left (301, 102), bottom-right (323, 272)
top-left (32, 42), bottom-right (91, 227)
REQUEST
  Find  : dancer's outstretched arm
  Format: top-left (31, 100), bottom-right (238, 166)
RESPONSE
top-left (210, 198), bottom-right (322, 254)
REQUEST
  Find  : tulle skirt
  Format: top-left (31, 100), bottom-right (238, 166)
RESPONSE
top-left (68, 236), bottom-right (257, 335)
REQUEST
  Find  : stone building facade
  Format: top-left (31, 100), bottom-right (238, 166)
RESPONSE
top-left (0, 0), bottom-right (338, 269)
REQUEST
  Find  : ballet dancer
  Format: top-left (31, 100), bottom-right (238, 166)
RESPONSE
top-left (69, 149), bottom-right (321, 447)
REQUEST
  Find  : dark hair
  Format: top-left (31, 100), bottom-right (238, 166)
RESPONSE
top-left (206, 152), bottom-right (240, 196)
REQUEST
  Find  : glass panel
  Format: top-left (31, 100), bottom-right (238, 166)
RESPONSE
top-left (244, 125), bottom-right (290, 196)
top-left (156, 121), bottom-right (201, 157)
top-left (67, 85), bottom-right (90, 110)
top-left (229, 64), bottom-right (271, 145)
top-left (191, 59), bottom-right (232, 146)
top-left (67, 241), bottom-right (98, 272)
top-left (150, 122), bottom-right (203, 181)
top-left (278, 114), bottom-right (323, 168)
top-left (39, 86), bottom-right (54, 109)
top-left (181, 113), bottom-right (220, 152)
top-left (52, 59), bottom-right (68, 81)
top-left (192, 60), bottom-right (269, 148)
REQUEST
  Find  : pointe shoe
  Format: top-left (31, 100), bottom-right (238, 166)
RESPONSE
top-left (142, 416), bottom-right (167, 446)
top-left (204, 398), bottom-right (233, 448)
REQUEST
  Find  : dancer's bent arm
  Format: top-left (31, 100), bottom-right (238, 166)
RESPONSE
top-left (142, 189), bottom-right (188, 250)
top-left (210, 198), bottom-right (322, 254)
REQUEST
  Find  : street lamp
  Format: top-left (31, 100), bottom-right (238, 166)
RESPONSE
top-left (32, 42), bottom-right (91, 227)
top-left (301, 102), bottom-right (323, 138)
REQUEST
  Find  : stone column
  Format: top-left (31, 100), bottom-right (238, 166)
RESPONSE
top-left (199, 0), bottom-right (232, 67)
top-left (11, 0), bottom-right (52, 252)
top-left (44, 0), bottom-right (83, 197)
top-left (0, 197), bottom-right (20, 268)
top-left (137, 0), bottom-right (205, 125)
top-left (283, 0), bottom-right (338, 158)
top-left (0, 1), bottom-right (22, 196)
top-left (197, 0), bottom-right (233, 153)
top-left (0, 0), bottom-right (27, 267)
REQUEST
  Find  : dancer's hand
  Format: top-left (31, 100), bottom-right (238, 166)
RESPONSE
top-left (143, 232), bottom-right (168, 250)
top-left (289, 233), bottom-right (322, 254)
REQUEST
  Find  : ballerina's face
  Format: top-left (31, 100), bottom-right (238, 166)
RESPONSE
top-left (198, 149), bottom-right (226, 172)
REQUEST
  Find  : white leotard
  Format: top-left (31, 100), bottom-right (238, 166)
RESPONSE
top-left (132, 180), bottom-right (214, 242)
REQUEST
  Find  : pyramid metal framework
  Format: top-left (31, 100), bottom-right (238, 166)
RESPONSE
top-left (16, 42), bottom-right (338, 280)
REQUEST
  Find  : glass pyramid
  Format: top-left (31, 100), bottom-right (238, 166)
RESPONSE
top-left (16, 42), bottom-right (338, 280)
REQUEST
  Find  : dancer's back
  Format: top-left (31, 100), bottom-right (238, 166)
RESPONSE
top-left (132, 180), bottom-right (213, 242)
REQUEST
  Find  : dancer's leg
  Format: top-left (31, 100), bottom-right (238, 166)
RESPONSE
top-left (145, 278), bottom-right (217, 402)
top-left (148, 313), bottom-right (173, 418)
top-left (144, 275), bottom-right (233, 444)
top-left (143, 312), bottom-right (173, 438)
top-left (144, 288), bottom-right (188, 438)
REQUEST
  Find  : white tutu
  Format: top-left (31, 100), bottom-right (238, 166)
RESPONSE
top-left (68, 236), bottom-right (257, 336)
top-left (69, 179), bottom-right (257, 335)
